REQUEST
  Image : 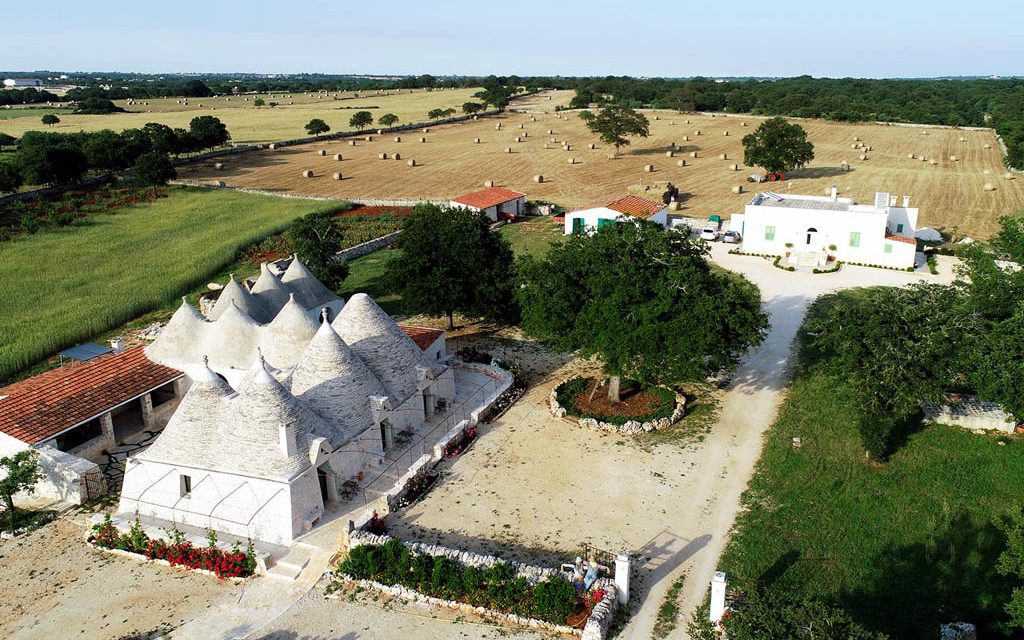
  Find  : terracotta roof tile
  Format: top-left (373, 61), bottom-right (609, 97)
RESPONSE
top-left (886, 234), bottom-right (918, 245)
top-left (451, 187), bottom-right (525, 210)
top-left (0, 347), bottom-right (182, 445)
top-left (399, 325), bottom-right (445, 351)
top-left (604, 195), bottom-right (666, 219)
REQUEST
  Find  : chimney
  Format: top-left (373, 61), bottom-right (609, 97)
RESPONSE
top-left (279, 422), bottom-right (297, 457)
top-left (889, 195), bottom-right (897, 207)
top-left (829, 185), bottom-right (838, 202)
top-left (110, 337), bottom-right (126, 353)
top-left (902, 195), bottom-right (910, 208)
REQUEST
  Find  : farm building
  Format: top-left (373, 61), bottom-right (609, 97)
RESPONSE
top-left (730, 189), bottom-right (919, 269)
top-left (450, 186), bottom-right (526, 222)
top-left (563, 195), bottom-right (669, 234)
top-left (0, 347), bottom-right (186, 504)
top-left (116, 260), bottom-right (497, 546)
top-left (3, 78), bottom-right (43, 88)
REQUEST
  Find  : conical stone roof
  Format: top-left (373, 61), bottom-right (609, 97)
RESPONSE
top-left (281, 255), bottom-right (339, 310)
top-left (209, 274), bottom-right (271, 323)
top-left (202, 301), bottom-right (261, 372)
top-left (332, 293), bottom-right (426, 404)
top-left (250, 262), bottom-right (292, 316)
top-left (146, 297), bottom-right (208, 369)
top-left (260, 294), bottom-right (319, 369)
top-left (292, 315), bottom-right (387, 443)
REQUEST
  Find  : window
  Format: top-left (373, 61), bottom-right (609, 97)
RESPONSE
top-left (849, 232), bottom-right (861, 248)
top-left (765, 225), bottom-right (776, 241)
top-left (180, 474), bottom-right (192, 497)
top-left (896, 223), bottom-right (904, 234)
top-left (597, 218), bottom-right (615, 229)
top-left (884, 244), bottom-right (893, 254)
top-left (571, 217), bottom-right (584, 234)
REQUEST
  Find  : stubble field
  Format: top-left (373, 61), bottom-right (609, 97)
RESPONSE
top-left (182, 90), bottom-right (1024, 238)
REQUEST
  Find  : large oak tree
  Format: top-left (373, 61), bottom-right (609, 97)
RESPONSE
top-left (742, 117), bottom-right (815, 174)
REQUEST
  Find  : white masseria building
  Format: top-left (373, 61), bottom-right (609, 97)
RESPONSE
top-left (117, 257), bottom-right (465, 546)
top-left (563, 195), bottom-right (669, 234)
top-left (730, 189), bottom-right (919, 269)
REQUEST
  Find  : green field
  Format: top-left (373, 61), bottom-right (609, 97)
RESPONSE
top-left (497, 216), bottom-right (564, 258)
top-left (719, 290), bottom-right (1024, 638)
top-left (0, 187), bottom-right (328, 381)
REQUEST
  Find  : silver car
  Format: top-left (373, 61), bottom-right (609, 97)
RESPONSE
top-left (700, 226), bottom-right (719, 241)
top-left (722, 230), bottom-right (742, 244)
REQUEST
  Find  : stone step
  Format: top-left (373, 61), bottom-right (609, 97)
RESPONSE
top-left (265, 544), bottom-right (315, 582)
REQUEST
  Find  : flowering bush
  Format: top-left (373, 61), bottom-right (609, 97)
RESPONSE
top-left (89, 514), bottom-right (256, 580)
top-left (443, 426), bottom-right (478, 458)
top-left (395, 472), bottom-right (438, 509)
top-left (583, 587), bottom-right (607, 609)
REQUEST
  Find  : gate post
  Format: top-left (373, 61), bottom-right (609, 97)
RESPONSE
top-left (615, 552), bottom-right (630, 605)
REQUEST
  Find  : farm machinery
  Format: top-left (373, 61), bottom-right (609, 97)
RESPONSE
top-left (747, 171), bottom-right (786, 183)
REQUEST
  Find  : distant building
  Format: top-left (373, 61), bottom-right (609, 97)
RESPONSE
top-left (450, 187), bottom-right (526, 222)
top-left (3, 78), bottom-right (44, 88)
top-left (564, 195), bottom-right (669, 234)
top-left (730, 189), bottom-right (918, 269)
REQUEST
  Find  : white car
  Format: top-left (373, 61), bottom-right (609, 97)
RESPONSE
top-left (700, 226), bottom-right (720, 241)
top-left (722, 230), bottom-right (742, 244)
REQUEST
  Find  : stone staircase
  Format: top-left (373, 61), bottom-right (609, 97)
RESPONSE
top-left (264, 542), bottom-right (317, 581)
top-left (797, 252), bottom-right (819, 268)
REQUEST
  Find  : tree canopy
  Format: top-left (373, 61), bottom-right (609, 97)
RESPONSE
top-left (386, 204), bottom-right (518, 329)
top-left (518, 220), bottom-right (767, 400)
top-left (305, 118), bottom-right (330, 136)
top-left (580, 104), bottom-right (650, 154)
top-left (0, 163), bottom-right (23, 194)
top-left (427, 108), bottom-right (445, 120)
top-left (132, 151), bottom-right (177, 187)
top-left (741, 117), bottom-right (815, 174)
top-left (462, 102), bottom-right (484, 115)
top-left (73, 97), bottom-right (122, 115)
top-left (41, 114), bottom-right (60, 127)
top-left (1, 449), bottom-right (42, 530)
top-left (15, 131), bottom-right (88, 185)
top-left (378, 113), bottom-right (399, 127)
top-left (188, 115), bottom-right (230, 150)
top-left (286, 209), bottom-right (350, 290)
top-left (349, 111), bottom-right (373, 129)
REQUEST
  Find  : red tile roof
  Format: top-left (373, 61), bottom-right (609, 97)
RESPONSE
top-left (0, 347), bottom-right (182, 445)
top-left (886, 234), bottom-right (918, 245)
top-left (604, 195), bottom-right (666, 219)
top-left (400, 325), bottom-right (445, 351)
top-left (451, 187), bottom-right (525, 210)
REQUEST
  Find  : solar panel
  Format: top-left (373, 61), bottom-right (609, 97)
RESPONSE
top-left (59, 342), bottom-right (113, 362)
top-left (763, 191), bottom-right (784, 202)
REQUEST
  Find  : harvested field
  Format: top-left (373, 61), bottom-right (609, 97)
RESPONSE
top-left (0, 87), bottom-right (484, 144)
top-left (183, 91), bottom-right (1024, 239)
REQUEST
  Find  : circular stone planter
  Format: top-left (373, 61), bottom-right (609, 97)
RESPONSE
top-left (549, 379), bottom-right (686, 435)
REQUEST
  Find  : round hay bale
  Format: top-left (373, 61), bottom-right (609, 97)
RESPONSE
top-left (365, 135), bottom-right (373, 141)
top-left (505, 147), bottom-right (513, 153)
top-left (523, 132), bottom-right (528, 137)
top-left (719, 153), bottom-right (728, 160)
top-left (851, 143), bottom-right (860, 149)
top-left (730, 163), bottom-right (739, 171)
top-left (349, 140), bottom-right (357, 146)
top-left (654, 115), bottom-right (660, 120)
top-left (853, 136), bottom-right (860, 142)
top-left (922, 130), bottom-right (929, 136)
top-left (484, 180), bottom-right (494, 187)
top-left (318, 149), bottom-right (327, 156)
top-left (379, 152), bottom-right (389, 160)
top-left (333, 153), bottom-right (343, 161)
top-left (860, 154), bottom-right (868, 161)
top-left (407, 159), bottom-right (416, 167)
top-left (731, 185), bottom-right (743, 194)
top-left (567, 157), bottom-right (576, 164)
top-left (377, 129), bottom-right (384, 135)
top-left (393, 152), bottom-right (401, 160)
top-left (741, 121), bottom-right (747, 127)
top-left (473, 115), bottom-right (478, 120)
top-left (518, 123), bottom-right (524, 129)
top-left (213, 180), bottom-right (226, 187)
top-left (959, 136), bottom-right (966, 142)
top-left (214, 162), bottom-right (224, 170)
top-left (515, 137), bottom-right (522, 143)
top-left (423, 127), bottom-right (430, 133)
top-left (695, 129), bottom-right (702, 135)
top-left (867, 146), bottom-right (873, 151)
top-left (949, 155), bottom-right (959, 161)
top-left (607, 153), bottom-right (618, 159)
top-left (419, 137), bottom-right (426, 143)
top-left (564, 144), bottom-right (572, 151)
top-left (690, 151), bottom-right (698, 158)
top-left (677, 159), bottom-right (687, 167)
top-left (474, 137), bottom-right (481, 144)
top-left (533, 175), bottom-right (544, 183)
top-left (670, 120), bottom-right (675, 125)
top-left (588, 143), bottom-right (596, 149)
top-left (984, 143), bottom-right (992, 149)
top-left (1006, 173), bottom-right (1015, 180)
top-left (723, 130), bottom-right (729, 136)
top-left (984, 182), bottom-right (996, 191)
top-left (495, 123), bottom-right (502, 130)
top-left (685, 119), bottom-right (691, 124)
top-left (666, 151), bottom-right (675, 157)
top-left (394, 136), bottom-right (401, 142)
top-left (908, 153), bottom-right (916, 159)
top-left (302, 170), bottom-right (314, 178)
top-left (268, 143), bottom-right (277, 150)
top-left (548, 129), bottom-right (554, 134)
top-left (682, 135), bottom-right (690, 141)
top-left (643, 164), bottom-right (654, 173)
top-left (333, 172), bottom-right (343, 180)
top-left (984, 169), bottom-right (991, 175)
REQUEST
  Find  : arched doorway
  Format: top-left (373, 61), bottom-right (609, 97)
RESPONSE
top-left (805, 227), bottom-right (818, 246)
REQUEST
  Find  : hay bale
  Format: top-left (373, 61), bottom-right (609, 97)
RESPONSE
top-left (723, 130), bottom-right (729, 136)
top-left (515, 136), bottom-right (522, 143)
top-left (685, 119), bottom-right (691, 124)
top-left (607, 153), bottom-right (618, 159)
top-left (731, 185), bottom-right (743, 194)
top-left (365, 135), bottom-right (373, 141)
top-left (394, 136), bottom-right (401, 142)
top-left (682, 135), bottom-right (690, 141)
top-left (719, 153), bottom-right (728, 160)
top-left (302, 170), bottom-right (314, 178)
top-left (407, 159), bottom-right (416, 167)
top-left (548, 129), bottom-right (554, 134)
top-left (564, 144), bottom-right (572, 151)
top-left (333, 172), bottom-right (343, 180)
top-left (984, 182), bottom-right (996, 191)
top-left (669, 201), bottom-right (683, 211)
top-left (318, 149), bottom-right (327, 156)
top-left (853, 136), bottom-right (860, 142)
top-left (377, 129), bottom-right (384, 135)
top-left (666, 151), bottom-right (675, 157)
top-left (419, 137), bottom-right (426, 143)
top-left (349, 140), bottom-right (357, 146)
top-left (922, 130), bottom-right (929, 136)
top-left (333, 153), bottom-right (343, 161)
top-left (670, 120), bottom-right (675, 125)
top-left (518, 123), bottom-right (524, 129)
top-left (867, 146), bottom-right (873, 151)
top-left (474, 138), bottom-right (481, 144)
top-left (533, 175), bottom-right (544, 183)
top-left (379, 153), bottom-right (389, 160)
top-left (423, 127), bottom-right (430, 133)
top-left (484, 180), bottom-right (494, 187)
top-left (677, 159), bottom-right (687, 167)
top-left (695, 129), bottom-right (702, 135)
top-left (690, 151), bottom-right (698, 158)
top-left (860, 154), bottom-right (868, 161)
top-left (214, 162), bottom-right (224, 170)
top-left (949, 155), bottom-right (959, 161)
top-left (505, 147), bottom-right (513, 153)
top-left (1006, 172), bottom-right (1015, 180)
top-left (495, 123), bottom-right (502, 130)
top-left (851, 143), bottom-right (860, 149)
top-left (654, 115), bottom-right (660, 120)
top-left (213, 180), bottom-right (226, 187)
top-left (643, 164), bottom-right (654, 173)
top-left (588, 143), bottom-right (596, 149)
top-left (393, 152), bottom-right (401, 160)
top-left (473, 115), bottom-right (478, 120)
top-left (522, 132), bottom-right (528, 137)
top-left (568, 157), bottom-right (576, 164)
top-left (959, 136), bottom-right (966, 142)
top-left (984, 143), bottom-right (992, 149)
top-left (730, 163), bottom-right (739, 171)
top-left (908, 153), bottom-right (916, 159)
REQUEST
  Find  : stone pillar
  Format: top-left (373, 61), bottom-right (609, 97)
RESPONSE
top-left (100, 412), bottom-right (115, 445)
top-left (140, 393), bottom-right (155, 429)
top-left (172, 376), bottom-right (190, 397)
top-left (710, 571), bottom-right (727, 623)
top-left (615, 553), bottom-right (631, 606)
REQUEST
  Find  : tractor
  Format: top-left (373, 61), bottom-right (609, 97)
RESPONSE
top-left (747, 171), bottom-right (786, 183)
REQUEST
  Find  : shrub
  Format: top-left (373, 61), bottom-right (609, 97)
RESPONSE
top-left (556, 377), bottom-right (676, 425)
top-left (533, 575), bottom-right (579, 622)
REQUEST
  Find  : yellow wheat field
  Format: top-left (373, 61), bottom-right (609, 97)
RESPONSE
top-left (181, 90), bottom-right (1023, 239)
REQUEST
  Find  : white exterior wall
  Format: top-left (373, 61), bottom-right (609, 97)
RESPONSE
top-left (450, 197), bottom-right (525, 222)
top-left (564, 207), bottom-right (669, 234)
top-left (0, 431), bottom-right (27, 456)
top-left (736, 201), bottom-right (917, 269)
top-left (421, 335), bottom-right (445, 361)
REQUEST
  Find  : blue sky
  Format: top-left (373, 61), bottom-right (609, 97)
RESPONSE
top-left (3, 0), bottom-right (1021, 78)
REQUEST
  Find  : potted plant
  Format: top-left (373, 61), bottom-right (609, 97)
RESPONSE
top-left (828, 243), bottom-right (837, 261)
top-left (784, 242), bottom-right (793, 258)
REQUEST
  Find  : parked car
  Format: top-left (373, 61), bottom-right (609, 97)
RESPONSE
top-left (722, 230), bottom-right (742, 244)
top-left (700, 225), bottom-right (720, 241)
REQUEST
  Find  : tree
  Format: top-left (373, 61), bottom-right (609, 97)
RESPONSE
top-left (14, 131), bottom-right (88, 185)
top-left (441, 107), bottom-right (456, 118)
top-left (0, 449), bottom-right (43, 531)
top-left (427, 108), bottom-right (445, 121)
top-left (286, 209), bottom-right (349, 290)
top-left (41, 114), bottom-right (60, 127)
top-left (518, 221), bottom-right (767, 402)
top-left (475, 85), bottom-right (512, 110)
top-left (387, 204), bottom-right (518, 330)
top-left (82, 129), bottom-right (134, 170)
top-left (378, 113), bottom-right (399, 127)
top-left (667, 85), bottom-right (696, 112)
top-left (305, 118), bottom-right (330, 137)
top-left (998, 507), bottom-right (1024, 630)
top-left (992, 213), bottom-right (1024, 264)
top-left (181, 79), bottom-right (214, 97)
top-left (741, 117), bottom-right (815, 174)
top-left (0, 132), bottom-right (17, 149)
top-left (0, 163), bottom-right (23, 194)
top-left (582, 104), bottom-right (650, 155)
top-left (141, 122), bottom-right (179, 155)
top-left (132, 151), bottom-right (177, 187)
top-left (253, 97), bottom-right (265, 108)
top-left (462, 102), bottom-right (484, 115)
top-left (349, 110), bottom-right (373, 130)
top-left (73, 97), bottom-right (122, 115)
top-left (188, 115), bottom-right (230, 150)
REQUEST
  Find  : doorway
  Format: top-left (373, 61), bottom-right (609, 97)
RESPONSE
top-left (805, 227), bottom-right (818, 246)
top-left (318, 467), bottom-right (329, 502)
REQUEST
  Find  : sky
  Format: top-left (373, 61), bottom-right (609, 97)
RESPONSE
top-left (2, 0), bottom-right (1021, 78)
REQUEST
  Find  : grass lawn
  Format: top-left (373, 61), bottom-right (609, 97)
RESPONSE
top-left (0, 187), bottom-right (329, 382)
top-left (497, 216), bottom-right (564, 259)
top-left (719, 290), bottom-right (1024, 638)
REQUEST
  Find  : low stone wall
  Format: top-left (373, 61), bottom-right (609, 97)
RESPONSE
top-left (31, 445), bottom-right (106, 505)
top-left (549, 382), bottom-right (686, 435)
top-left (924, 394), bottom-right (1018, 433)
top-left (337, 230), bottom-right (403, 261)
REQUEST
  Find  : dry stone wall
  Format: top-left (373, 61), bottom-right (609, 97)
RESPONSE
top-left (549, 383), bottom-right (686, 435)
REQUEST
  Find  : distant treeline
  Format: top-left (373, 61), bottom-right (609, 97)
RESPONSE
top-left (565, 76), bottom-right (1024, 169)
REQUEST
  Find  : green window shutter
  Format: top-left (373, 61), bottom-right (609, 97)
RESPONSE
top-left (849, 232), bottom-right (861, 247)
top-left (572, 218), bottom-right (584, 233)
top-left (896, 223), bottom-right (904, 233)
top-left (884, 243), bottom-right (893, 254)
top-left (598, 218), bottom-right (615, 229)
top-left (765, 225), bottom-right (775, 241)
